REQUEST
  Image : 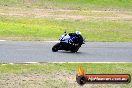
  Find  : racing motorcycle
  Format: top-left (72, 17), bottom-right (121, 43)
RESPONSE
top-left (52, 32), bottom-right (85, 52)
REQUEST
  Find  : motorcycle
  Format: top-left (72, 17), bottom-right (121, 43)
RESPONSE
top-left (52, 32), bottom-right (85, 52)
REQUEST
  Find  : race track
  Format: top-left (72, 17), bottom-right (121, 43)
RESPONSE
top-left (0, 41), bottom-right (132, 63)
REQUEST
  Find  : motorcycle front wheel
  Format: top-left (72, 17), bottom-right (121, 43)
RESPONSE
top-left (52, 43), bottom-right (60, 52)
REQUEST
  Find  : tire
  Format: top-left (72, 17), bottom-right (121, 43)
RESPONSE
top-left (52, 43), bottom-right (60, 52)
top-left (70, 46), bottom-right (80, 53)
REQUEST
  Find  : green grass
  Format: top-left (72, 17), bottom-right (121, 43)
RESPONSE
top-left (0, 17), bottom-right (132, 41)
top-left (0, 0), bottom-right (132, 10)
top-left (0, 18), bottom-right (63, 40)
top-left (0, 63), bottom-right (132, 74)
top-left (0, 0), bottom-right (131, 41)
top-left (0, 63), bottom-right (132, 88)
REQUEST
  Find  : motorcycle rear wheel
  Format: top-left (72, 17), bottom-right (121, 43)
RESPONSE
top-left (70, 46), bottom-right (80, 53)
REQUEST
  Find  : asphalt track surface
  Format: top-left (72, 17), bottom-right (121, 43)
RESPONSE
top-left (0, 41), bottom-right (132, 63)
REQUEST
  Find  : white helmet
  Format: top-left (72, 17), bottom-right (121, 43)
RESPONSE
top-left (75, 31), bottom-right (81, 35)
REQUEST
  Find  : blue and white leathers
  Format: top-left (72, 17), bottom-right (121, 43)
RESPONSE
top-left (60, 34), bottom-right (70, 43)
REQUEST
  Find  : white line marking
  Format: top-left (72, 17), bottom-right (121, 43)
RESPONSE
top-left (9, 63), bottom-right (14, 64)
top-left (24, 62), bottom-right (39, 64)
top-left (0, 40), bottom-right (6, 41)
top-left (50, 62), bottom-right (132, 63)
top-left (44, 41), bottom-right (59, 43)
top-left (21, 62), bottom-right (132, 64)
top-left (3, 62), bottom-right (132, 64)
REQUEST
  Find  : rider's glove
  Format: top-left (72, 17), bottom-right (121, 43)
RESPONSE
top-left (69, 39), bottom-right (73, 44)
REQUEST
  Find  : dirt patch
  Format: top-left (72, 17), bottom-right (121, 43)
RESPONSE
top-left (0, 7), bottom-right (132, 20)
top-left (0, 72), bottom-right (76, 88)
top-left (0, 72), bottom-right (131, 88)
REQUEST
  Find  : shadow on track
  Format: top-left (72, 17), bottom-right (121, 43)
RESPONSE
top-left (57, 51), bottom-right (85, 54)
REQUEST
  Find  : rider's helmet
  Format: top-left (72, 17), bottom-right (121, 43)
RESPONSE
top-left (75, 31), bottom-right (81, 35)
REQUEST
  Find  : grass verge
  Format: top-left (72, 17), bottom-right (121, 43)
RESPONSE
top-left (0, 17), bottom-right (132, 42)
top-left (0, 0), bottom-right (132, 10)
top-left (0, 63), bottom-right (132, 88)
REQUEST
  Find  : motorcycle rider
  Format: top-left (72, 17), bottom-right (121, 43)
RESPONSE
top-left (52, 31), bottom-right (84, 52)
top-left (68, 31), bottom-right (84, 46)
